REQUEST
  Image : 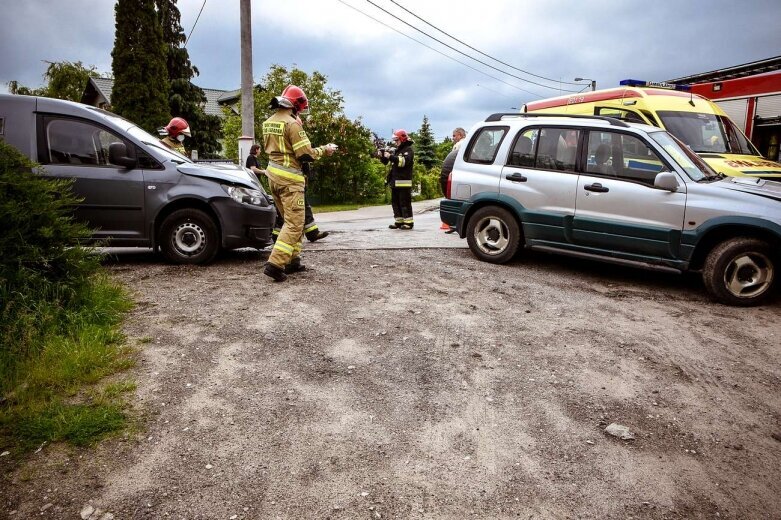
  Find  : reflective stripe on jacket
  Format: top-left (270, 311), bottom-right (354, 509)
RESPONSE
top-left (262, 108), bottom-right (325, 172)
top-left (380, 140), bottom-right (414, 189)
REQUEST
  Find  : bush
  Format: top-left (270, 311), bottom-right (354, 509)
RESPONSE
top-left (414, 164), bottom-right (443, 201)
top-left (0, 141), bottom-right (134, 450)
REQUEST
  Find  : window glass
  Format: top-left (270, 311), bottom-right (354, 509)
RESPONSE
top-left (465, 127), bottom-right (507, 163)
top-left (586, 131), bottom-right (666, 186)
top-left (596, 107), bottom-right (646, 124)
top-left (656, 111), bottom-right (758, 155)
top-left (535, 127), bottom-right (579, 171)
top-left (508, 128), bottom-right (538, 167)
top-left (46, 119), bottom-right (125, 166)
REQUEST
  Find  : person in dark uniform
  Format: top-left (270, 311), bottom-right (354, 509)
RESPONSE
top-left (379, 129), bottom-right (415, 230)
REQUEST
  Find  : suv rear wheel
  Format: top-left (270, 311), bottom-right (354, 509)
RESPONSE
top-left (159, 208), bottom-right (220, 265)
top-left (702, 237), bottom-right (776, 306)
top-left (466, 206), bottom-right (521, 264)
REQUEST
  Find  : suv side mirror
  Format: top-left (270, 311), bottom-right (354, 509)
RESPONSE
top-left (108, 142), bottom-right (137, 169)
top-left (654, 171), bottom-right (679, 191)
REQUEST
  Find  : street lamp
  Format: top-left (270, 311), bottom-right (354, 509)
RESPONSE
top-left (574, 77), bottom-right (597, 91)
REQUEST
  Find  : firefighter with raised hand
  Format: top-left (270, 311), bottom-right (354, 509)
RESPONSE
top-left (159, 117), bottom-right (190, 155)
top-left (380, 129), bottom-right (415, 229)
top-left (261, 85), bottom-right (337, 282)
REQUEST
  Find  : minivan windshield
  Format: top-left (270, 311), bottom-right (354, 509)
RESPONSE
top-left (656, 111), bottom-right (759, 155)
top-left (650, 131), bottom-right (718, 181)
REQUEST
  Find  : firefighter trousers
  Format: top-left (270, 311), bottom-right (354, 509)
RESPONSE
top-left (267, 175), bottom-right (305, 269)
top-left (391, 187), bottom-right (413, 226)
top-left (273, 188), bottom-right (319, 240)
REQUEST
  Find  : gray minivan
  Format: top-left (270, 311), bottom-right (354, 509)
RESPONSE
top-left (0, 94), bottom-right (276, 264)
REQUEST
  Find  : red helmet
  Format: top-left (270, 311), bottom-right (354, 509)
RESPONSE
top-left (281, 85), bottom-right (309, 112)
top-left (393, 129), bottom-right (409, 142)
top-left (165, 117), bottom-right (191, 138)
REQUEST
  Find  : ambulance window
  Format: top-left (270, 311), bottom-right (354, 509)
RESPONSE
top-left (640, 110), bottom-right (660, 127)
top-left (596, 107), bottom-right (646, 124)
top-left (465, 127), bottom-right (507, 164)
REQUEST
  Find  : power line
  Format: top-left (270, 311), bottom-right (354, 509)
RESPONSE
top-left (334, 0), bottom-right (546, 98)
top-left (185, 0), bottom-right (207, 48)
top-left (390, 0), bottom-right (582, 87)
top-left (362, 0), bottom-right (581, 93)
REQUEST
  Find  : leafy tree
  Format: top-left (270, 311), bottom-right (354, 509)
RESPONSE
top-left (436, 137), bottom-right (454, 161)
top-left (156, 0), bottom-right (221, 157)
top-left (8, 61), bottom-right (102, 101)
top-left (111, 0), bottom-right (170, 133)
top-left (415, 115), bottom-right (437, 169)
top-left (222, 65), bottom-right (385, 203)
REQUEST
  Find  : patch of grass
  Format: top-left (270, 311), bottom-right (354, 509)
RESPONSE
top-left (0, 274), bottom-right (136, 451)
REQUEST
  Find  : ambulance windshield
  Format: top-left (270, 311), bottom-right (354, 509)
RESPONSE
top-left (656, 111), bottom-right (759, 156)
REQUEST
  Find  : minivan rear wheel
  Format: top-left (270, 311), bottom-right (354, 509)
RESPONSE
top-left (159, 208), bottom-right (220, 265)
top-left (702, 237), bottom-right (776, 306)
top-left (466, 206), bottom-right (521, 264)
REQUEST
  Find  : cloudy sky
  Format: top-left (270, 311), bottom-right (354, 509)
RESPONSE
top-left (1, 0), bottom-right (779, 141)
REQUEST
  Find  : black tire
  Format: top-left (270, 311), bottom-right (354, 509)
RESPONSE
top-left (702, 237), bottom-right (776, 306)
top-left (159, 208), bottom-right (220, 265)
top-left (465, 206), bottom-right (521, 264)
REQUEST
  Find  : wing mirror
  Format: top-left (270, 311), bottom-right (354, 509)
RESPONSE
top-left (654, 171), bottom-right (679, 192)
top-left (108, 142), bottom-right (137, 169)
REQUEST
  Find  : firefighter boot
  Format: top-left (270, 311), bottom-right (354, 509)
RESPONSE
top-left (306, 230), bottom-right (329, 242)
top-left (263, 262), bottom-right (288, 282)
top-left (285, 257), bottom-right (307, 274)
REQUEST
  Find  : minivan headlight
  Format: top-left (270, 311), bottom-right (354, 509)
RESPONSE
top-left (222, 185), bottom-right (265, 206)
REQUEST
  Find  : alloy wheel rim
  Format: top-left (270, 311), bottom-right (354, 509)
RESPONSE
top-left (723, 252), bottom-right (774, 298)
top-left (474, 216), bottom-right (509, 255)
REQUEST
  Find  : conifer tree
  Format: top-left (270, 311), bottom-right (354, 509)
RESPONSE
top-left (416, 115), bottom-right (437, 169)
top-left (156, 0), bottom-right (221, 157)
top-left (111, 0), bottom-right (170, 133)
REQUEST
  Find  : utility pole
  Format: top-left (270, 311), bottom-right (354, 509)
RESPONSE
top-left (238, 0), bottom-right (254, 163)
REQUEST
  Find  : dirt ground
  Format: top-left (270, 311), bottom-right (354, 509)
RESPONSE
top-left (2, 246), bottom-right (780, 519)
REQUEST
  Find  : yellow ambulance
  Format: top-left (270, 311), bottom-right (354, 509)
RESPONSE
top-left (523, 79), bottom-right (781, 180)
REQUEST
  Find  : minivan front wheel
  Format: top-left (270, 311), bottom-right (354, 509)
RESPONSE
top-left (702, 237), bottom-right (776, 306)
top-left (159, 208), bottom-right (220, 265)
top-left (466, 206), bottom-right (521, 264)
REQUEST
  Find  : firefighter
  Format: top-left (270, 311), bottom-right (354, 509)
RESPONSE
top-left (379, 129), bottom-right (415, 229)
top-left (159, 117), bottom-right (190, 154)
top-left (261, 85), bottom-right (337, 282)
top-left (271, 115), bottom-right (329, 244)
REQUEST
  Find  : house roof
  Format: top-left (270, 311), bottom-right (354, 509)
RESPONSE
top-left (668, 55), bottom-right (781, 84)
top-left (81, 77), bottom-right (241, 118)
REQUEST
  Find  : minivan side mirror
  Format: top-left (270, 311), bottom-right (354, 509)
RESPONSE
top-left (108, 142), bottom-right (137, 169)
top-left (654, 171), bottom-right (679, 191)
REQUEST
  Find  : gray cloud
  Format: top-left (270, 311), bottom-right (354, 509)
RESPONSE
top-left (2, 0), bottom-right (779, 141)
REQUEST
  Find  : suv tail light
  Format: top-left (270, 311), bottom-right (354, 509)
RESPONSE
top-left (446, 172), bottom-right (452, 199)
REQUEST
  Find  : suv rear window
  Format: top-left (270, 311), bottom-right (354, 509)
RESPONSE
top-left (465, 127), bottom-right (507, 164)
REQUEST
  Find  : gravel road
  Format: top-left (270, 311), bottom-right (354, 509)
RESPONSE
top-left (2, 219), bottom-right (780, 519)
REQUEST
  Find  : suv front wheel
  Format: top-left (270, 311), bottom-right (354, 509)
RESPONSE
top-left (702, 237), bottom-right (776, 306)
top-left (466, 206), bottom-right (521, 264)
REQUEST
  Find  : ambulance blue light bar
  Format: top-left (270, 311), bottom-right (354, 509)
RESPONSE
top-left (620, 79), bottom-right (691, 91)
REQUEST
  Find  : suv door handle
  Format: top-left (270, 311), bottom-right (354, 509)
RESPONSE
top-left (505, 172), bottom-right (527, 182)
top-left (584, 183), bottom-right (609, 193)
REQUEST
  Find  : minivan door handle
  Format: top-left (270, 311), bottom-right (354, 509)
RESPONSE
top-left (584, 183), bottom-right (609, 193)
top-left (505, 172), bottom-right (527, 182)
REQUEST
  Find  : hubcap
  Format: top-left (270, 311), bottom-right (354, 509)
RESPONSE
top-left (474, 216), bottom-right (509, 256)
top-left (723, 252), bottom-right (774, 298)
top-left (173, 222), bottom-right (206, 256)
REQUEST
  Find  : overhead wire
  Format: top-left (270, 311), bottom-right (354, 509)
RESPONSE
top-left (334, 0), bottom-right (546, 98)
top-left (361, 0), bottom-right (581, 93)
top-left (184, 0), bottom-right (207, 48)
top-left (390, 0), bottom-right (582, 87)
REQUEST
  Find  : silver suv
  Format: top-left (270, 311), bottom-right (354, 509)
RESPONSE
top-left (440, 113), bottom-right (781, 306)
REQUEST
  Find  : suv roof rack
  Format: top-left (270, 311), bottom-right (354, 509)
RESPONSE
top-left (484, 112), bottom-right (630, 128)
